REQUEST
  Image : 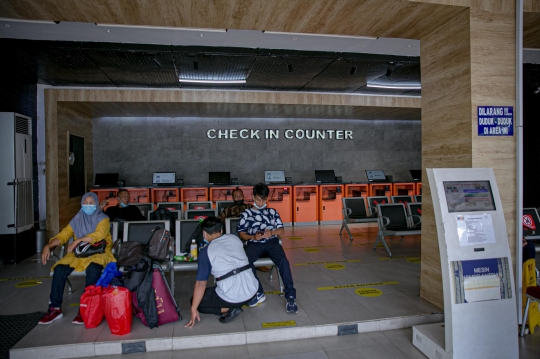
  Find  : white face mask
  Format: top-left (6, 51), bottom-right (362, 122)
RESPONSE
top-left (253, 202), bottom-right (266, 209)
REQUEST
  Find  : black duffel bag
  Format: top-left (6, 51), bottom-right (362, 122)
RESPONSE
top-left (115, 241), bottom-right (143, 267)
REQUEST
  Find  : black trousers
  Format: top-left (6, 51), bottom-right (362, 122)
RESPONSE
top-left (191, 286), bottom-right (252, 315)
top-left (524, 240), bottom-right (537, 263)
top-left (49, 263), bottom-right (103, 308)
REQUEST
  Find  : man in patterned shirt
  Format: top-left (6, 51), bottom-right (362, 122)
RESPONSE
top-left (237, 183), bottom-right (298, 313)
top-left (218, 189), bottom-right (253, 222)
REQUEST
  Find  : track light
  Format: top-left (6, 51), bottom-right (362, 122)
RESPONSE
top-left (535, 86), bottom-right (540, 95)
top-left (288, 64), bottom-right (293, 72)
top-left (350, 66), bottom-right (357, 75)
top-left (194, 61), bottom-right (199, 70)
top-left (153, 57), bottom-right (162, 68)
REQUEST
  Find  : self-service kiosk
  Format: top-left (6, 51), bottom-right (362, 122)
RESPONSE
top-left (412, 168), bottom-right (518, 359)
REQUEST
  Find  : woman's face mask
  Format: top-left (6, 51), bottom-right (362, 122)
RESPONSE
top-left (82, 204), bottom-right (97, 215)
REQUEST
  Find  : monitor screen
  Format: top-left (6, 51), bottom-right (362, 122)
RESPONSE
top-left (94, 173), bottom-right (119, 187)
top-left (443, 181), bottom-right (496, 213)
top-left (209, 172), bottom-right (231, 185)
top-left (153, 172), bottom-right (176, 185)
top-left (410, 170), bottom-right (421, 181)
top-left (265, 170), bottom-right (286, 184)
top-left (365, 170), bottom-right (386, 181)
top-left (315, 170), bottom-right (336, 183)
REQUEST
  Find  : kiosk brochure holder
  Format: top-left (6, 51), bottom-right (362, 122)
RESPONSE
top-left (412, 168), bottom-right (517, 359)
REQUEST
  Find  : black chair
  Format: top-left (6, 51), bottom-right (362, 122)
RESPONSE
top-left (225, 217), bottom-right (241, 237)
top-left (391, 195), bottom-right (413, 205)
top-left (184, 209), bottom-right (217, 220)
top-left (414, 195), bottom-right (422, 202)
top-left (157, 202), bottom-right (184, 212)
top-left (407, 202), bottom-right (422, 229)
top-left (186, 201), bottom-right (212, 210)
top-left (367, 196), bottom-right (389, 216)
top-left (216, 200), bottom-right (235, 216)
top-left (132, 203), bottom-right (154, 219)
top-left (375, 203), bottom-right (421, 257)
top-left (339, 197), bottom-right (377, 241)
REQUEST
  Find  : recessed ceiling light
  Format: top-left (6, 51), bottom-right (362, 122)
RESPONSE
top-left (199, 34), bottom-right (204, 37)
top-left (105, 29), bottom-right (110, 33)
top-left (532, 53), bottom-right (537, 56)
top-left (407, 45), bottom-right (412, 48)
top-left (4, 24), bottom-right (9, 27)
top-left (293, 37), bottom-right (298, 41)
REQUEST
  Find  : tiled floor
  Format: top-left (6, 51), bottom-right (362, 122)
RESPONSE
top-left (1, 223), bottom-right (539, 358)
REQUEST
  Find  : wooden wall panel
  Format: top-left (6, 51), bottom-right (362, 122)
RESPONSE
top-left (56, 103), bottom-right (93, 231)
top-left (420, 9), bottom-right (473, 308)
top-left (0, 0), bottom-right (465, 40)
top-left (524, 12), bottom-right (540, 48)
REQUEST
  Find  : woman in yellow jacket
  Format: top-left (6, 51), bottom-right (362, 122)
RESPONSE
top-left (38, 192), bottom-right (116, 325)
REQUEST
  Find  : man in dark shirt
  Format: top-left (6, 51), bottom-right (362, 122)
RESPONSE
top-left (218, 189), bottom-right (253, 222)
top-left (100, 189), bottom-right (146, 221)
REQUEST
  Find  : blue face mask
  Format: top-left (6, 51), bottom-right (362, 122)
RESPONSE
top-left (82, 204), bottom-right (97, 215)
top-left (119, 201), bottom-right (129, 208)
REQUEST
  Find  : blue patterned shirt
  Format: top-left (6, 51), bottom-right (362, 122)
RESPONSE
top-left (237, 207), bottom-right (284, 244)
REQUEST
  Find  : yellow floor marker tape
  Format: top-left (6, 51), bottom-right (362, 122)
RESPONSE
top-left (70, 303), bottom-right (80, 307)
top-left (15, 281), bottom-right (42, 288)
top-left (317, 281), bottom-right (398, 291)
top-left (378, 255), bottom-right (420, 261)
top-left (407, 257), bottom-right (421, 263)
top-left (0, 276), bottom-right (51, 282)
top-left (288, 237), bottom-right (303, 240)
top-left (295, 259), bottom-right (361, 266)
top-left (261, 320), bottom-right (297, 328)
top-left (264, 291), bottom-right (281, 295)
top-left (355, 288), bottom-right (383, 297)
top-left (325, 264), bottom-right (345, 270)
top-left (304, 248), bottom-right (320, 252)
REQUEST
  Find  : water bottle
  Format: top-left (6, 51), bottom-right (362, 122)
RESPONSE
top-left (190, 239), bottom-right (198, 260)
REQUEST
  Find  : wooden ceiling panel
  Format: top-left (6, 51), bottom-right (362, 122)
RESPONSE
top-left (61, 101), bottom-right (421, 121)
top-left (0, 0), bottom-right (466, 40)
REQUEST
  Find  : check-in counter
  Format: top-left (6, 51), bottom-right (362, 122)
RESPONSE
top-left (152, 187), bottom-right (180, 208)
top-left (369, 183), bottom-right (393, 197)
top-left (293, 185), bottom-right (318, 226)
top-left (209, 186), bottom-right (234, 203)
top-left (318, 184), bottom-right (344, 224)
top-left (344, 183), bottom-right (369, 199)
top-left (90, 188), bottom-right (119, 210)
top-left (180, 186), bottom-right (208, 205)
top-left (392, 182), bottom-right (416, 197)
top-left (268, 185), bottom-right (293, 226)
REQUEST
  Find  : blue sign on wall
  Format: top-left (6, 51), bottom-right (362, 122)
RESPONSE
top-left (478, 106), bottom-right (513, 136)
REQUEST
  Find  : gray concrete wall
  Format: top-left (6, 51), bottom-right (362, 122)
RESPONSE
top-left (93, 117), bottom-right (420, 186)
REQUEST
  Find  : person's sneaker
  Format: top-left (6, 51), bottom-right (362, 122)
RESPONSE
top-left (247, 292), bottom-right (266, 307)
top-left (38, 307), bottom-right (63, 325)
top-left (72, 310), bottom-right (84, 325)
top-left (219, 307), bottom-right (243, 324)
top-left (286, 297), bottom-right (298, 313)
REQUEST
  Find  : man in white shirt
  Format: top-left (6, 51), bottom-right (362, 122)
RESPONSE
top-left (185, 217), bottom-right (259, 327)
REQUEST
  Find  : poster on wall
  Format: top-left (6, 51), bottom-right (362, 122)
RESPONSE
top-left (451, 257), bottom-right (512, 304)
top-left (477, 106), bottom-right (513, 136)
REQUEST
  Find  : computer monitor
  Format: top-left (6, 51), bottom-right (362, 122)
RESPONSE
top-left (315, 170), bottom-right (336, 183)
top-left (94, 173), bottom-right (119, 187)
top-left (209, 172), bottom-right (231, 185)
top-left (365, 170), bottom-right (386, 182)
top-left (265, 170), bottom-right (286, 184)
top-left (410, 170), bottom-right (421, 181)
top-left (443, 180), bottom-right (496, 213)
top-left (153, 172), bottom-right (176, 186)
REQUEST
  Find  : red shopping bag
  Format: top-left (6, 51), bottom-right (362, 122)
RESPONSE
top-left (80, 285), bottom-right (104, 329)
top-left (103, 286), bottom-right (132, 335)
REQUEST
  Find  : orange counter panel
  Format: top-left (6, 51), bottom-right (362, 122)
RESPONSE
top-left (90, 188), bottom-right (119, 210)
top-left (180, 187), bottom-right (208, 203)
top-left (152, 188), bottom-right (180, 208)
top-left (344, 184), bottom-right (369, 200)
top-left (124, 188), bottom-right (151, 204)
top-left (392, 182), bottom-right (416, 197)
top-left (415, 182), bottom-right (422, 195)
top-left (209, 187), bottom-right (234, 202)
top-left (369, 183), bottom-right (393, 197)
top-left (268, 185), bottom-right (293, 225)
top-left (293, 185), bottom-right (318, 225)
top-left (318, 184), bottom-right (344, 223)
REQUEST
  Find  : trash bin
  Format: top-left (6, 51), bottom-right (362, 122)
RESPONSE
top-left (36, 229), bottom-right (46, 253)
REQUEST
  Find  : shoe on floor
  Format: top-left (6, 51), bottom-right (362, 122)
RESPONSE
top-left (286, 297), bottom-right (298, 313)
top-left (72, 311), bottom-right (84, 325)
top-left (247, 292), bottom-right (266, 307)
top-left (219, 307), bottom-right (243, 324)
top-left (38, 307), bottom-right (63, 325)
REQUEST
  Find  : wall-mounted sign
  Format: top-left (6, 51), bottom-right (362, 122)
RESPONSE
top-left (477, 106), bottom-right (513, 136)
top-left (207, 129), bottom-right (353, 140)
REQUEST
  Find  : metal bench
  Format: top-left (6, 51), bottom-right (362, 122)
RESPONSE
top-left (374, 203), bottom-right (421, 257)
top-left (339, 197), bottom-right (377, 241)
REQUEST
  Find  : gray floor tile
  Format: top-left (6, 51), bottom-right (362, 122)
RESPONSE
top-left (316, 331), bottom-right (391, 350)
top-left (247, 338), bottom-right (322, 358)
top-left (171, 344), bottom-right (250, 359)
top-left (257, 350), bottom-right (328, 359)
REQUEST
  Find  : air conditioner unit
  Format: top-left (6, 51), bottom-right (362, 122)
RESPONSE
top-left (0, 112), bottom-right (34, 263)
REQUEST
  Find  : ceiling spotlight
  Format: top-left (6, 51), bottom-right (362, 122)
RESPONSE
top-left (153, 57), bottom-right (162, 68)
top-left (534, 86), bottom-right (540, 95)
top-left (288, 64), bottom-right (293, 72)
top-left (194, 61), bottom-right (199, 70)
top-left (350, 66), bottom-right (357, 75)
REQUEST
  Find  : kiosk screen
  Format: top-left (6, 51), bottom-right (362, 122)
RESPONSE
top-left (443, 180), bottom-right (496, 213)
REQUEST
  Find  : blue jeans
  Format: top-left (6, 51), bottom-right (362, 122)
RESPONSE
top-left (49, 263), bottom-right (103, 308)
top-left (245, 237), bottom-right (296, 298)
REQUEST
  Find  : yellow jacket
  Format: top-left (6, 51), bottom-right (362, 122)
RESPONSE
top-left (50, 218), bottom-right (116, 272)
